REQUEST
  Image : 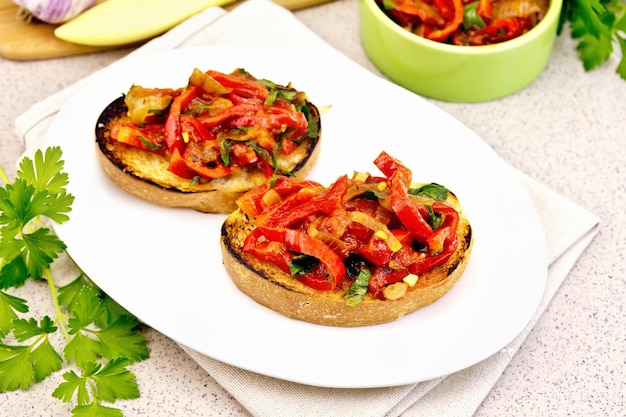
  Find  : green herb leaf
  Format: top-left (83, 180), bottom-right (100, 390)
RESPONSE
top-left (561, 0), bottom-right (626, 79)
top-left (0, 147), bottom-right (72, 283)
top-left (277, 89), bottom-right (297, 101)
top-left (0, 291), bottom-right (28, 337)
top-left (137, 136), bottom-right (163, 151)
top-left (71, 401), bottom-right (124, 417)
top-left (22, 227), bottom-right (67, 280)
top-left (95, 316), bottom-right (148, 363)
top-left (297, 103), bottom-right (320, 139)
top-left (257, 79), bottom-right (277, 90)
top-left (409, 183), bottom-right (449, 201)
top-left (53, 358), bottom-right (140, 411)
top-left (0, 345), bottom-right (32, 391)
top-left (30, 337), bottom-right (63, 382)
top-left (343, 268), bottom-right (371, 306)
top-left (0, 178), bottom-right (36, 230)
top-left (64, 333), bottom-right (102, 368)
top-left (289, 254), bottom-right (318, 278)
top-left (425, 205), bottom-right (443, 230)
top-left (463, 1), bottom-right (487, 30)
top-left (58, 274), bottom-right (92, 312)
top-left (69, 286), bottom-right (103, 330)
top-left (264, 90), bottom-right (278, 106)
top-left (52, 369), bottom-right (90, 404)
top-left (5, 317), bottom-right (63, 383)
top-left (15, 147), bottom-right (74, 224)
top-left (17, 146), bottom-right (69, 195)
top-left (92, 358), bottom-right (140, 402)
top-left (219, 139), bottom-right (232, 166)
top-left (12, 316), bottom-right (56, 342)
top-left (0, 253), bottom-right (29, 289)
top-left (98, 294), bottom-right (134, 329)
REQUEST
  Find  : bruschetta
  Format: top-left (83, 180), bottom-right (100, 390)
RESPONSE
top-left (95, 68), bottom-right (321, 213)
top-left (221, 151), bottom-right (473, 326)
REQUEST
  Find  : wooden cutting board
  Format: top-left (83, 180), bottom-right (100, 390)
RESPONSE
top-left (0, 0), bottom-right (332, 61)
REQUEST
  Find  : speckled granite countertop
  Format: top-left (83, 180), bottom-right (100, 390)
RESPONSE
top-left (1, 0), bottom-right (624, 416)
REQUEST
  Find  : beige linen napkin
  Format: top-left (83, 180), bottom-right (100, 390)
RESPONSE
top-left (15, 1), bottom-right (600, 416)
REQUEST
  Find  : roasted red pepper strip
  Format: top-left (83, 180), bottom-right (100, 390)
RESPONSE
top-left (230, 142), bottom-right (258, 166)
top-left (476, 0), bottom-right (492, 23)
top-left (205, 70), bottom-right (269, 100)
top-left (196, 103), bottom-right (261, 127)
top-left (164, 85), bottom-right (200, 153)
top-left (181, 114), bottom-right (216, 142)
top-left (467, 17), bottom-right (524, 45)
top-left (374, 152), bottom-right (433, 242)
top-left (295, 263), bottom-right (342, 291)
top-left (389, 0), bottom-right (446, 27)
top-left (252, 226), bottom-right (346, 290)
top-left (236, 177), bottom-right (322, 218)
top-left (427, 0), bottom-right (464, 42)
top-left (368, 268), bottom-right (408, 299)
top-left (245, 227), bottom-right (338, 291)
top-left (183, 142), bottom-right (232, 179)
top-left (230, 110), bottom-right (307, 136)
top-left (411, 201), bottom-right (459, 275)
top-left (110, 123), bottom-right (166, 155)
top-left (167, 147), bottom-right (196, 179)
top-left (243, 228), bottom-right (294, 272)
top-left (359, 236), bottom-right (392, 266)
top-left (256, 175), bottom-right (349, 228)
top-left (433, 0), bottom-right (455, 22)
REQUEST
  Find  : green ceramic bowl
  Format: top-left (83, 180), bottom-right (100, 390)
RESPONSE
top-left (359, 0), bottom-right (563, 102)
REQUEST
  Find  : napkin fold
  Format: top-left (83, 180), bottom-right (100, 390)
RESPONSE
top-left (15, 1), bottom-right (600, 416)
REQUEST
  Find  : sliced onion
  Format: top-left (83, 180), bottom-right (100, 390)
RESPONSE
top-left (307, 216), bottom-right (350, 254)
top-left (492, 0), bottom-right (549, 21)
top-left (348, 211), bottom-right (403, 252)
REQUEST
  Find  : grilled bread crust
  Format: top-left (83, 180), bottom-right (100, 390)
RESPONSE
top-left (220, 189), bottom-right (473, 327)
top-left (95, 96), bottom-right (321, 213)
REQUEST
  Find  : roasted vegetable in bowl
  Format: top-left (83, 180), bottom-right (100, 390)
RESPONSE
top-left (377, 0), bottom-right (550, 45)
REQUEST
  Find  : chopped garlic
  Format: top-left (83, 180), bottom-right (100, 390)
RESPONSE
top-left (403, 273), bottom-right (419, 287)
top-left (383, 282), bottom-right (408, 300)
top-left (353, 171), bottom-right (369, 183)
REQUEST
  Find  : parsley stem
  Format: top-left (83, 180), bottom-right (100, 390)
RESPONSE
top-left (87, 378), bottom-right (99, 405)
top-left (43, 267), bottom-right (71, 343)
top-left (0, 163), bottom-right (9, 185)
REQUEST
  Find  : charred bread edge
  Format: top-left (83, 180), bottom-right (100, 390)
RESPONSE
top-left (95, 95), bottom-right (322, 214)
top-left (220, 204), bottom-right (473, 327)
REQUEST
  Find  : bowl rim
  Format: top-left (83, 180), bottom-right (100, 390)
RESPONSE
top-left (362, 0), bottom-right (564, 56)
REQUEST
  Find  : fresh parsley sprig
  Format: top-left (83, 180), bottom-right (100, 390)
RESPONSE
top-left (0, 146), bottom-right (149, 417)
top-left (559, 0), bottom-right (626, 79)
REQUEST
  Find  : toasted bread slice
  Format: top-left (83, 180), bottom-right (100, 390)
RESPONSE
top-left (95, 83), bottom-right (321, 214)
top-left (221, 177), bottom-right (473, 327)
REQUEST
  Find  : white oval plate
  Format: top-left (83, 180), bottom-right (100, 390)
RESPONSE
top-left (44, 45), bottom-right (547, 388)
